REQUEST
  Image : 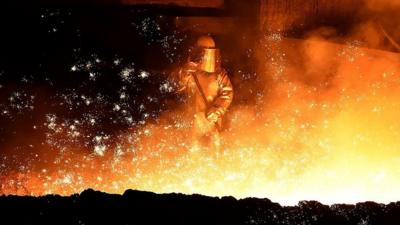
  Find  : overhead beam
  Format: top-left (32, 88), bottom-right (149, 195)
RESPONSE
top-left (29, 0), bottom-right (224, 8)
top-left (121, 0), bottom-right (224, 8)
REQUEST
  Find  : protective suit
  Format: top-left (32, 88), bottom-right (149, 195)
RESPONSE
top-left (172, 36), bottom-right (233, 150)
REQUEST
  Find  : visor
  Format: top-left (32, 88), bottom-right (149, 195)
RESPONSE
top-left (190, 47), bottom-right (221, 73)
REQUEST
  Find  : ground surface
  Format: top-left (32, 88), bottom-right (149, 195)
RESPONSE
top-left (1, 189), bottom-right (399, 225)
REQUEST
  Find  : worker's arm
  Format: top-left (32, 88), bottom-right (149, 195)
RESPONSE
top-left (169, 62), bottom-right (197, 93)
top-left (207, 70), bottom-right (233, 122)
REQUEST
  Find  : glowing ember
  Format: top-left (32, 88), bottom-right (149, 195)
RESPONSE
top-left (3, 2), bottom-right (400, 206)
top-left (2, 34), bottom-right (400, 206)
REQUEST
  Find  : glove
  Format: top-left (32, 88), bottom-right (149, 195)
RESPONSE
top-left (194, 112), bottom-right (216, 134)
top-left (206, 109), bottom-right (220, 124)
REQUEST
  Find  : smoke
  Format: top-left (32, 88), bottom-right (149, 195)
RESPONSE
top-left (366, 0), bottom-right (400, 11)
top-left (364, 1), bottom-right (400, 53)
top-left (3, 2), bottom-right (400, 206)
top-left (238, 9), bottom-right (400, 203)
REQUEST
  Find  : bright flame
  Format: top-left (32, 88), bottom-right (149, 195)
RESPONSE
top-left (3, 36), bottom-right (400, 206)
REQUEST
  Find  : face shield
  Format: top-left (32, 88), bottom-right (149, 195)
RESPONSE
top-left (190, 47), bottom-right (221, 73)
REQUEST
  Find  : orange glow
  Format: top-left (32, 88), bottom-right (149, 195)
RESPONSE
top-left (3, 34), bottom-right (400, 206)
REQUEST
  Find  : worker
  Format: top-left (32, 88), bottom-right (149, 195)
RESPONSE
top-left (171, 35), bottom-right (233, 150)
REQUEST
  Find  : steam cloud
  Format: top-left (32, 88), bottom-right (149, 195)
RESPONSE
top-left (3, 2), bottom-right (400, 206)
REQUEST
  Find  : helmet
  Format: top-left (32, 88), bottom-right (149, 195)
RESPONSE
top-left (190, 35), bottom-right (221, 73)
top-left (197, 36), bottom-right (216, 48)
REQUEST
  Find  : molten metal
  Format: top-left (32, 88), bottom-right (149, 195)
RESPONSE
top-left (3, 34), bottom-right (400, 206)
